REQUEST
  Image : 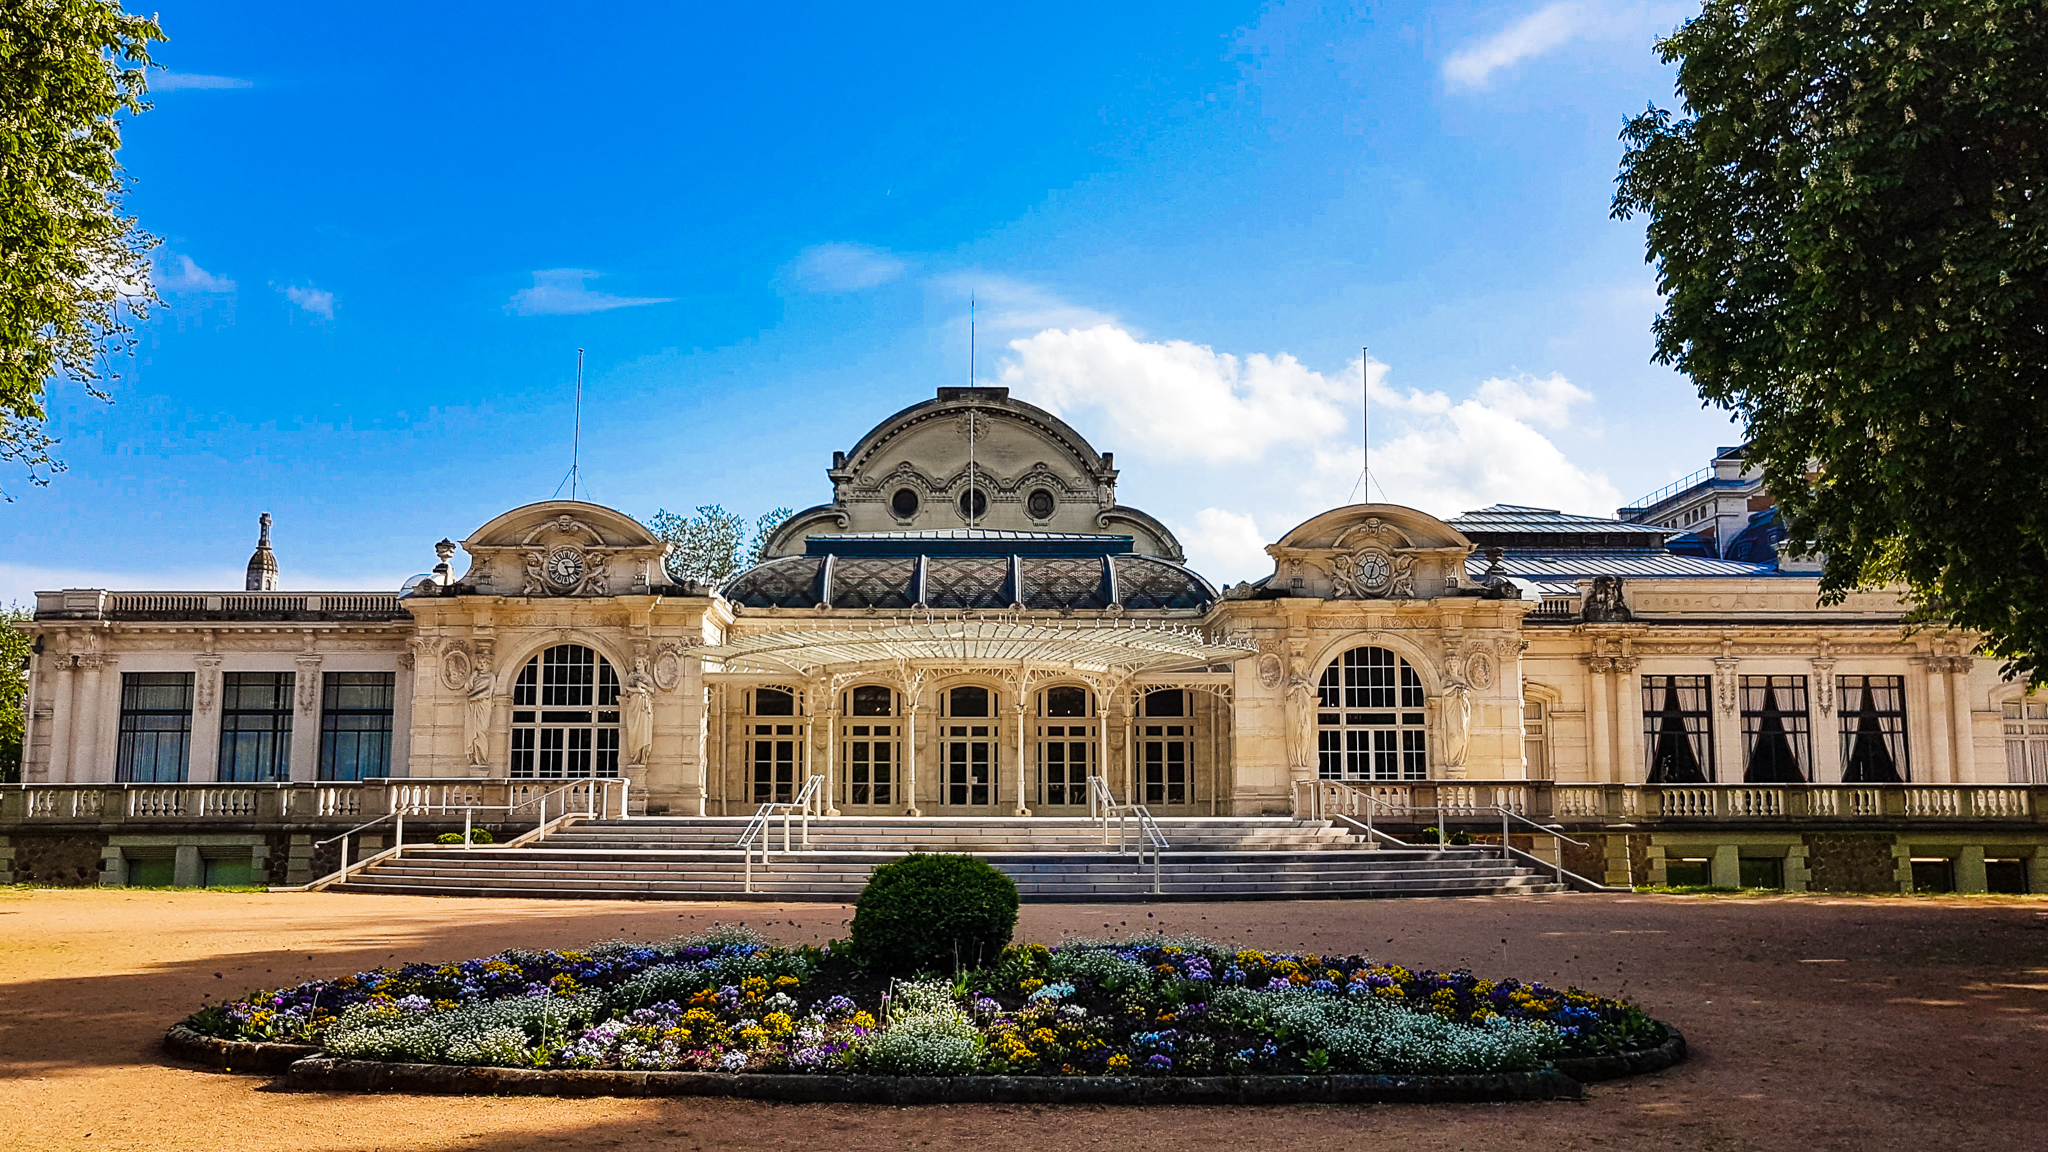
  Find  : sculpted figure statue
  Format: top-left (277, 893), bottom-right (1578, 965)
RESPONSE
top-left (1443, 680), bottom-right (1473, 769)
top-left (622, 665), bottom-right (656, 766)
top-left (1285, 660), bottom-right (1318, 773)
top-left (464, 662), bottom-right (494, 767)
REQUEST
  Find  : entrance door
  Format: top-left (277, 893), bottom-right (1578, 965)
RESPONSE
top-left (841, 685), bottom-right (897, 808)
top-left (1139, 689), bottom-right (1193, 807)
top-left (1038, 685), bottom-right (1094, 807)
top-left (943, 686), bottom-right (995, 808)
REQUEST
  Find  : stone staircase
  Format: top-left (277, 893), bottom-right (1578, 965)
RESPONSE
top-left (331, 816), bottom-right (1567, 902)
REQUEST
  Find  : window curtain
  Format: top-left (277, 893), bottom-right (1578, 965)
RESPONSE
top-left (1741, 676), bottom-right (1811, 783)
top-left (1642, 676), bottom-right (1713, 783)
top-left (1839, 676), bottom-right (1908, 784)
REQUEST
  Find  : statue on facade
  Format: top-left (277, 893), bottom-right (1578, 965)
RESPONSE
top-left (1285, 658), bottom-right (1318, 773)
top-left (464, 661), bottom-right (494, 767)
top-left (622, 664), bottom-right (656, 766)
top-left (1442, 679), bottom-right (1473, 770)
top-left (1583, 575), bottom-right (1632, 622)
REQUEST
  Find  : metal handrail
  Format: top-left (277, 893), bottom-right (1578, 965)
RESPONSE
top-left (293, 778), bottom-right (624, 890)
top-left (1087, 775), bottom-right (1167, 894)
top-left (739, 774), bottom-right (824, 894)
top-left (1301, 778), bottom-right (1613, 890)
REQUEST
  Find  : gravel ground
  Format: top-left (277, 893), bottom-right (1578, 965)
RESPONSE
top-left (1, 887), bottom-right (2043, 1151)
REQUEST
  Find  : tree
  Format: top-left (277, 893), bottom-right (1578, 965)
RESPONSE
top-left (0, 604), bottom-right (31, 783)
top-left (0, 0), bottom-right (163, 499)
top-left (1615, 0), bottom-right (2048, 682)
top-left (649, 505), bottom-right (793, 586)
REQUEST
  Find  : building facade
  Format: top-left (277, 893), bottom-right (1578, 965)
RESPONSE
top-left (10, 387), bottom-right (2048, 892)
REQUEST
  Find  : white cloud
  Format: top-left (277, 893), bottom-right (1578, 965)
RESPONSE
top-left (788, 243), bottom-right (908, 292)
top-left (506, 269), bottom-right (672, 317)
top-left (1443, 2), bottom-right (1586, 88)
top-left (942, 275), bottom-right (1115, 334)
top-left (282, 284), bottom-right (334, 320)
top-left (998, 324), bottom-right (1349, 463)
top-left (1324, 369), bottom-right (1620, 515)
top-left (1176, 508), bottom-right (1271, 585)
top-left (157, 254), bottom-right (235, 294)
top-left (155, 72), bottom-right (253, 91)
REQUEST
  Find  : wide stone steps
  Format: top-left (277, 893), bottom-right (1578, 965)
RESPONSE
top-left (330, 816), bottom-right (1565, 901)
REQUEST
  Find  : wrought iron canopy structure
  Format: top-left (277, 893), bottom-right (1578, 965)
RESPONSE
top-left (694, 618), bottom-right (1257, 679)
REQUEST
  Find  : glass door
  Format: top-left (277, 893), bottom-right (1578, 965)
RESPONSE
top-left (1037, 685), bottom-right (1094, 806)
top-left (943, 685), bottom-right (995, 808)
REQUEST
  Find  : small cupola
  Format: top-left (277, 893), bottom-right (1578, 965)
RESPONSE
top-left (245, 512), bottom-right (279, 591)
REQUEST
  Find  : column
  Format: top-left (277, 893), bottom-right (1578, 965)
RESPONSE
top-left (1918, 657), bottom-right (1954, 783)
top-left (74, 656), bottom-right (107, 781)
top-left (1012, 683), bottom-right (1031, 817)
top-left (1094, 685), bottom-right (1111, 806)
top-left (1613, 658), bottom-right (1642, 782)
top-left (188, 656), bottom-right (224, 783)
top-left (1810, 659), bottom-right (1837, 783)
top-left (291, 655), bottom-right (324, 782)
top-left (822, 687), bottom-right (840, 817)
top-left (1713, 657), bottom-right (1744, 783)
top-left (903, 681), bottom-right (922, 817)
top-left (1948, 657), bottom-right (1977, 782)
top-left (1585, 657), bottom-right (1612, 784)
top-left (46, 654), bottom-right (75, 784)
top-left (693, 685), bottom-right (710, 816)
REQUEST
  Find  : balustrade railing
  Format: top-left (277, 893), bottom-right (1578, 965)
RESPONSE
top-left (1288, 779), bottom-right (2039, 825)
top-left (5, 777), bottom-right (635, 825)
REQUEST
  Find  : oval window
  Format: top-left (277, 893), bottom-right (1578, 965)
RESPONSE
top-left (891, 488), bottom-right (920, 518)
top-left (1026, 489), bottom-right (1056, 519)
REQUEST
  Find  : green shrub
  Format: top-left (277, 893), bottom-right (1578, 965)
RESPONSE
top-left (435, 829), bottom-right (495, 845)
top-left (849, 853), bottom-right (1018, 976)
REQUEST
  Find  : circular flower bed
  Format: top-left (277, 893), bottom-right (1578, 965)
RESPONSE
top-left (176, 928), bottom-right (1675, 1088)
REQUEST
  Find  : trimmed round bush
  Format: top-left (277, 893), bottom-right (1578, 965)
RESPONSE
top-left (850, 853), bottom-right (1019, 975)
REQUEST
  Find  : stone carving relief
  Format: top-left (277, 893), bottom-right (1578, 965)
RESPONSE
top-left (193, 655), bottom-right (223, 713)
top-left (440, 643), bottom-right (474, 691)
top-left (464, 658), bottom-right (495, 767)
top-left (1583, 576), bottom-right (1632, 623)
top-left (295, 656), bottom-right (324, 714)
top-left (1327, 520), bottom-right (1418, 601)
top-left (1442, 679), bottom-right (1473, 770)
top-left (621, 661), bottom-right (655, 766)
top-left (1256, 653), bottom-right (1285, 690)
top-left (1465, 649), bottom-right (1494, 692)
top-left (1284, 645), bottom-right (1316, 772)
top-left (652, 646), bottom-right (684, 691)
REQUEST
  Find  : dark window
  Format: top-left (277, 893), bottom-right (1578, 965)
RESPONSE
top-left (1026, 489), bottom-right (1056, 519)
top-left (1910, 858), bottom-right (1954, 893)
top-left (1738, 857), bottom-right (1784, 889)
top-left (1316, 647), bottom-right (1427, 780)
top-left (753, 687), bottom-right (796, 716)
top-left (116, 673), bottom-right (193, 783)
top-left (1838, 675), bottom-right (1908, 783)
top-left (1642, 675), bottom-right (1714, 783)
top-left (1986, 859), bottom-right (2029, 894)
top-left (958, 488), bottom-right (987, 519)
top-left (1740, 675), bottom-right (1811, 783)
top-left (1044, 685), bottom-right (1088, 717)
top-left (219, 672), bottom-right (294, 782)
top-left (890, 488), bottom-right (920, 518)
top-left (1143, 689), bottom-right (1186, 717)
top-left (949, 685), bottom-right (990, 717)
top-left (849, 685), bottom-right (892, 716)
top-left (320, 672), bottom-right (395, 781)
top-left (1664, 858), bottom-right (1711, 887)
top-left (510, 645), bottom-right (620, 778)
top-left (752, 723), bottom-right (799, 803)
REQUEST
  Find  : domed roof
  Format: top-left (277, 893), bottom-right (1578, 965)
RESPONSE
top-left (719, 551), bottom-right (1216, 611)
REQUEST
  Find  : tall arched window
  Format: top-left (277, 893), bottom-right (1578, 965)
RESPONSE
top-left (510, 644), bottom-right (620, 778)
top-left (749, 686), bottom-right (803, 803)
top-left (841, 685), bottom-right (896, 807)
top-left (943, 685), bottom-right (994, 807)
top-left (1037, 685), bottom-right (1094, 806)
top-left (1317, 646), bottom-right (1427, 781)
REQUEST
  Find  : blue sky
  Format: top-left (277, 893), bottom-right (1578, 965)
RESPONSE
top-left (4, 0), bottom-right (1741, 603)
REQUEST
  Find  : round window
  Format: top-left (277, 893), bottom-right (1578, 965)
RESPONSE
top-left (891, 488), bottom-right (920, 518)
top-left (1026, 488), bottom-right (1056, 519)
top-left (958, 488), bottom-right (988, 519)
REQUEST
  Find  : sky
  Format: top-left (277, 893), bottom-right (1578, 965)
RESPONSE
top-left (3, 0), bottom-right (1745, 605)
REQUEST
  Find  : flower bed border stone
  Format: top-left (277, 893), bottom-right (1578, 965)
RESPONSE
top-left (178, 1030), bottom-right (1685, 1105)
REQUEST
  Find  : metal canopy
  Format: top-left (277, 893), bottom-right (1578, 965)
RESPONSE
top-left (695, 618), bottom-right (1257, 678)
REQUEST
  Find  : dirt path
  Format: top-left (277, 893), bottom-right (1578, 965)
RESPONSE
top-left (1, 887), bottom-right (2043, 1151)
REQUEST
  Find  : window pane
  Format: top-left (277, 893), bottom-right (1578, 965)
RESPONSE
top-left (219, 672), bottom-right (294, 782)
top-left (321, 672), bottom-right (395, 781)
top-left (118, 673), bottom-right (194, 783)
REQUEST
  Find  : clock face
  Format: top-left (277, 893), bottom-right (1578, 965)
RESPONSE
top-left (543, 547), bottom-right (586, 589)
top-left (1356, 550), bottom-right (1392, 591)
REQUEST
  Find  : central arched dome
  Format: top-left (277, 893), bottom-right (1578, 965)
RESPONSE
top-left (758, 386), bottom-right (1185, 561)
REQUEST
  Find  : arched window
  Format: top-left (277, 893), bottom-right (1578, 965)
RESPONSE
top-left (1139, 688), bottom-right (1193, 805)
top-left (1037, 685), bottom-right (1094, 806)
top-left (1316, 647), bottom-right (1427, 781)
top-left (841, 685), bottom-right (896, 807)
top-left (943, 685), bottom-right (994, 807)
top-left (748, 685), bottom-right (803, 803)
top-left (510, 644), bottom-right (620, 778)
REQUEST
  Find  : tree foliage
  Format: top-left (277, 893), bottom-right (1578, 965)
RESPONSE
top-left (648, 504), bottom-right (792, 586)
top-left (0, 0), bottom-right (164, 498)
top-left (1614, 0), bottom-right (2048, 681)
top-left (1, 604), bottom-right (30, 783)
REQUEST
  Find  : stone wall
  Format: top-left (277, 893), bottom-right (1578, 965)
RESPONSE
top-left (1, 832), bottom-right (110, 885)
top-left (1803, 832), bottom-right (1902, 893)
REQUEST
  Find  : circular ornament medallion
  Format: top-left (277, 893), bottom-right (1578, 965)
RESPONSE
top-left (543, 546), bottom-right (586, 591)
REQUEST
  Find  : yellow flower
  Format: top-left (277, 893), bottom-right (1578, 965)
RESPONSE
top-left (850, 1011), bottom-right (876, 1029)
top-left (740, 976), bottom-right (769, 999)
top-left (774, 976), bottom-right (801, 990)
top-left (1106, 1053), bottom-right (1131, 1071)
top-left (431, 999), bottom-right (457, 1012)
top-left (1019, 978), bottom-right (1045, 993)
top-left (1235, 950), bottom-right (1266, 968)
top-left (1031, 1027), bottom-right (1059, 1047)
top-left (764, 1012), bottom-right (795, 1036)
top-left (549, 974), bottom-right (581, 996)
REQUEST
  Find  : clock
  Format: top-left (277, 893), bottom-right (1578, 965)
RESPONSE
top-left (543, 546), bottom-right (586, 590)
top-left (1355, 549), bottom-right (1392, 593)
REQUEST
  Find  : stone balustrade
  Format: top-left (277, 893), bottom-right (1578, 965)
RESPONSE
top-left (2, 778), bottom-right (629, 827)
top-left (1292, 779), bottom-right (2046, 827)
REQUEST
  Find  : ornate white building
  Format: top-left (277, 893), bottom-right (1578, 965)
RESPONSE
top-left (10, 387), bottom-right (2047, 892)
